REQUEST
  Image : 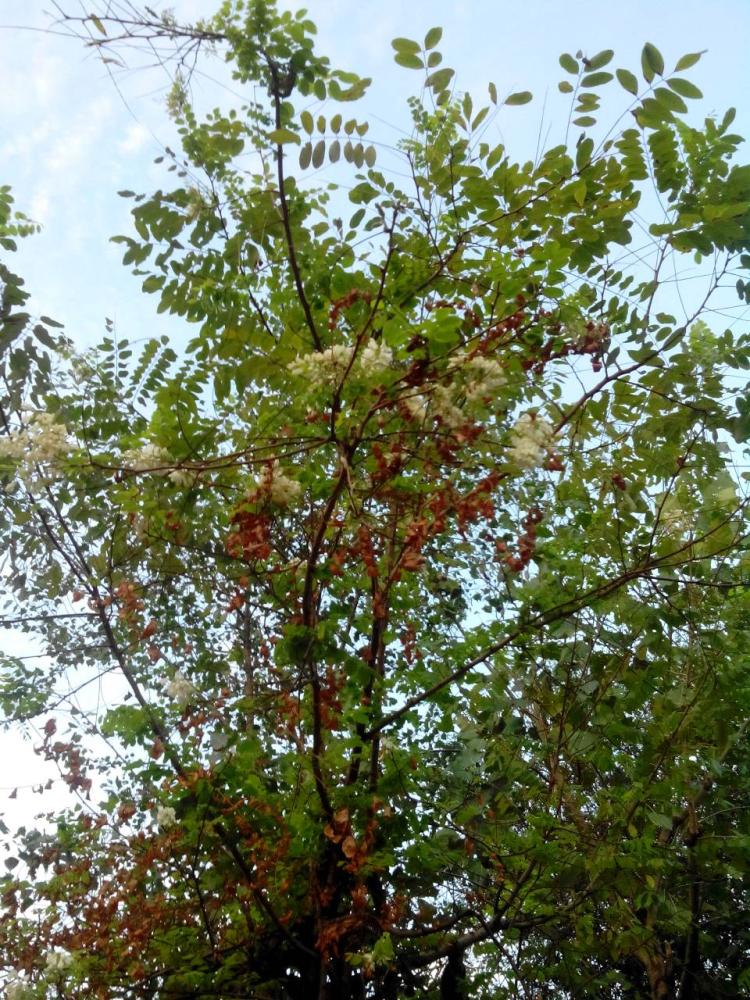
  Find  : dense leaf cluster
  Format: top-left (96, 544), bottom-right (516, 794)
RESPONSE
top-left (2, 4), bottom-right (750, 998)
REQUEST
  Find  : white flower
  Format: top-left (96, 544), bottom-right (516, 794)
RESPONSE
top-left (155, 804), bottom-right (177, 828)
top-left (261, 460), bottom-right (302, 506)
top-left (402, 393), bottom-right (428, 422)
top-left (288, 340), bottom-right (394, 389)
top-left (168, 468), bottom-right (195, 487)
top-left (462, 356), bottom-right (507, 401)
top-left (163, 671), bottom-right (197, 708)
top-left (288, 345), bottom-right (354, 387)
top-left (122, 442), bottom-right (171, 472)
top-left (45, 950), bottom-right (73, 975)
top-left (509, 412), bottom-right (555, 469)
top-left (431, 385), bottom-right (465, 430)
top-left (358, 340), bottom-right (392, 377)
top-left (0, 411), bottom-right (70, 485)
top-left (659, 499), bottom-right (692, 538)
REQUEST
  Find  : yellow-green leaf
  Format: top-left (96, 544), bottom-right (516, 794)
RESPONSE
top-left (668, 77), bottom-right (702, 100)
top-left (642, 42), bottom-right (664, 81)
top-left (424, 26), bottom-right (443, 50)
top-left (585, 49), bottom-right (614, 70)
top-left (559, 53), bottom-right (579, 74)
top-left (581, 71), bottom-right (613, 88)
top-left (675, 50), bottom-right (705, 72)
top-left (312, 140), bottom-right (325, 168)
top-left (426, 67), bottom-right (454, 92)
top-left (268, 127), bottom-right (300, 145)
top-left (505, 91), bottom-right (533, 106)
top-left (394, 52), bottom-right (423, 70)
top-left (616, 68), bottom-right (639, 95)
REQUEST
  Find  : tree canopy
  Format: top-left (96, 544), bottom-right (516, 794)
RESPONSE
top-left (2, 3), bottom-right (750, 998)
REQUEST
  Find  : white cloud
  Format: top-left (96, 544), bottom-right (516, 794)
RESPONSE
top-left (117, 121), bottom-right (150, 154)
top-left (46, 94), bottom-right (113, 174)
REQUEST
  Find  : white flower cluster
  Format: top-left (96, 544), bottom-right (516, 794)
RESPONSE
top-left (509, 412), bottom-right (555, 469)
top-left (45, 950), bottom-right (73, 975)
top-left (162, 671), bottom-right (197, 708)
top-left (167, 468), bottom-right (195, 487)
top-left (461, 356), bottom-right (507, 401)
top-left (0, 411), bottom-right (70, 483)
top-left (402, 393), bottom-right (428, 422)
top-left (121, 443), bottom-right (195, 487)
top-left (288, 344), bottom-right (354, 386)
top-left (431, 384), bottom-right (466, 430)
top-left (659, 500), bottom-right (692, 538)
top-left (155, 804), bottom-right (177, 828)
top-left (122, 442), bottom-right (170, 472)
top-left (288, 339), bottom-right (394, 389)
top-left (260, 460), bottom-right (302, 506)
top-left (358, 340), bottom-right (393, 377)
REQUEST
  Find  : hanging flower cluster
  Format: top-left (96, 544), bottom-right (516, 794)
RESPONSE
top-left (460, 355), bottom-right (507, 401)
top-left (0, 411), bottom-right (70, 483)
top-left (121, 442), bottom-right (195, 486)
top-left (358, 340), bottom-right (393, 377)
top-left (155, 804), bottom-right (177, 828)
top-left (288, 344), bottom-right (354, 386)
top-left (508, 412), bottom-right (555, 469)
top-left (162, 670), bottom-right (197, 708)
top-left (259, 460), bottom-right (302, 506)
top-left (288, 339), bottom-right (394, 390)
top-left (122, 441), bottom-right (171, 471)
top-left (45, 950), bottom-right (73, 975)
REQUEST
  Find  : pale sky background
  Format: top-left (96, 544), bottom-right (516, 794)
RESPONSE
top-left (1, 0), bottom-right (749, 834)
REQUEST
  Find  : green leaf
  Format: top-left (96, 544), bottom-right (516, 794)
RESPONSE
top-left (391, 37), bottom-right (421, 53)
top-left (505, 91), bottom-right (533, 106)
top-left (558, 80), bottom-right (574, 94)
top-left (667, 77), bottom-right (703, 99)
top-left (364, 145), bottom-right (377, 168)
top-left (268, 127), bottom-right (300, 145)
top-left (90, 14), bottom-right (107, 35)
top-left (616, 68), bottom-right (639, 95)
top-left (299, 143), bottom-right (312, 169)
top-left (488, 81), bottom-right (497, 104)
top-left (394, 52), bottom-right (424, 70)
top-left (330, 113), bottom-right (342, 134)
top-left (653, 86), bottom-right (688, 114)
top-left (573, 115), bottom-right (597, 128)
top-left (312, 140), bottom-right (326, 168)
top-left (585, 49), bottom-right (614, 70)
top-left (642, 42), bottom-right (665, 81)
top-left (581, 71), bottom-right (613, 88)
top-left (300, 110), bottom-right (314, 134)
top-left (572, 178), bottom-right (587, 205)
top-left (424, 26), bottom-right (443, 50)
top-left (329, 140), bottom-right (341, 163)
top-left (559, 53), bottom-right (579, 74)
top-left (675, 50), bottom-right (705, 71)
top-left (426, 68), bottom-right (454, 92)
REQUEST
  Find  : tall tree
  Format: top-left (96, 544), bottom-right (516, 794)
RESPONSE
top-left (2, 4), bottom-right (750, 997)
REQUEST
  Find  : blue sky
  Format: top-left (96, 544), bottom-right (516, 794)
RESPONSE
top-left (1, 0), bottom-right (749, 349)
top-left (0, 0), bottom-right (749, 828)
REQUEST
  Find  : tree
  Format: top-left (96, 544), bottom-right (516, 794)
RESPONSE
top-left (2, 3), bottom-right (750, 997)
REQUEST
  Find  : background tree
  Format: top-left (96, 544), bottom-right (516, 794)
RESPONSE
top-left (2, 3), bottom-right (750, 997)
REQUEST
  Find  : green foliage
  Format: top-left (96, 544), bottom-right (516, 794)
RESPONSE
top-left (1, 4), bottom-right (750, 999)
